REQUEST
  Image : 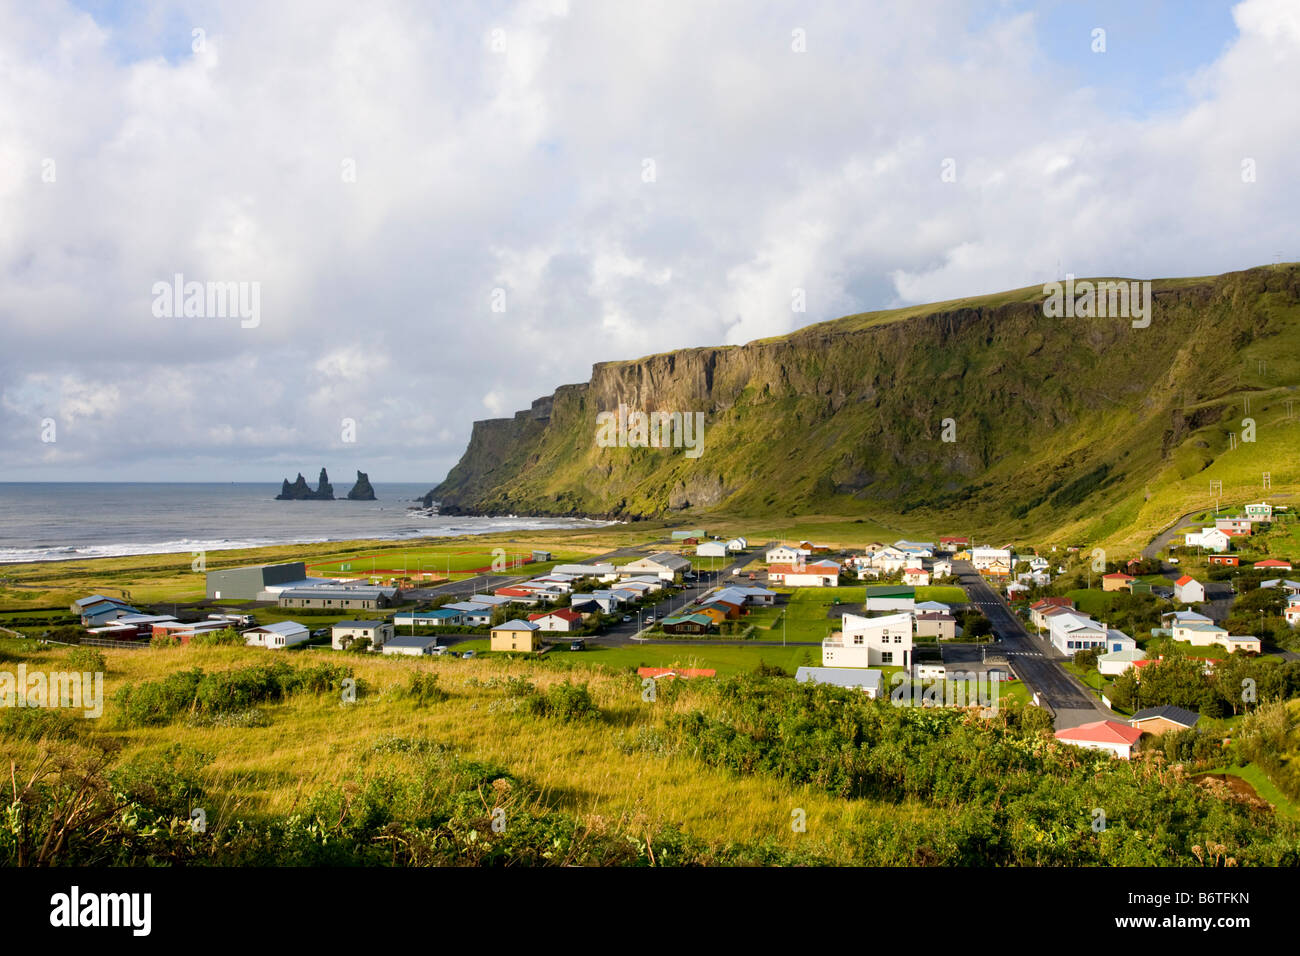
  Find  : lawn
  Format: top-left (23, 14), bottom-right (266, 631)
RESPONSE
top-left (915, 585), bottom-right (967, 604)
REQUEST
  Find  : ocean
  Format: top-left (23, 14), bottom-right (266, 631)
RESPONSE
top-left (0, 483), bottom-right (609, 564)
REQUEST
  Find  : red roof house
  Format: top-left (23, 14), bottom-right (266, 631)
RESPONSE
top-left (1054, 720), bottom-right (1144, 759)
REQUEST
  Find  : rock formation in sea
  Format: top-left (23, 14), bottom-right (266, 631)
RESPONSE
top-left (346, 470), bottom-right (376, 500)
top-left (275, 468), bottom-right (335, 500)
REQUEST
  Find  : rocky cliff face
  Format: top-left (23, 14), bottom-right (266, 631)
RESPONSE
top-left (427, 265), bottom-right (1300, 537)
top-left (276, 468), bottom-right (335, 500)
top-left (346, 471), bottom-right (376, 500)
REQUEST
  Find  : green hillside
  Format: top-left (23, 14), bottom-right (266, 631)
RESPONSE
top-left (432, 265), bottom-right (1300, 551)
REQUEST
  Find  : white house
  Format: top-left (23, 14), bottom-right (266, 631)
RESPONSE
top-left (331, 620), bottom-right (394, 651)
top-left (726, 537), bottom-right (748, 552)
top-left (621, 553), bottom-right (692, 581)
top-left (766, 545), bottom-right (811, 564)
top-left (902, 567), bottom-right (931, 587)
top-left (1185, 528), bottom-right (1231, 553)
top-left (1174, 575), bottom-right (1207, 604)
top-left (1098, 648), bottom-right (1147, 676)
top-left (861, 546), bottom-right (909, 573)
top-left (696, 541), bottom-right (728, 558)
top-left (824, 611), bottom-right (914, 668)
top-left (778, 560), bottom-right (841, 587)
top-left (1046, 612), bottom-right (1107, 656)
top-left (381, 634), bottom-right (440, 656)
top-left (1287, 603), bottom-right (1300, 627)
top-left (242, 621), bottom-right (309, 649)
top-left (931, 559), bottom-right (953, 578)
top-left (971, 546), bottom-right (1013, 571)
top-left (795, 666), bottom-right (884, 698)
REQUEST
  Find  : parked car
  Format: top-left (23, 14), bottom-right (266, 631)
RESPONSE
top-left (569, 639), bottom-right (586, 651)
top-left (646, 615), bottom-right (656, 624)
top-left (311, 628), bottom-right (328, 638)
top-left (622, 615), bottom-right (632, 622)
top-left (462, 649), bottom-right (475, 658)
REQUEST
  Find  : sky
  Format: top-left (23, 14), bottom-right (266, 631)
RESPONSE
top-left (0, 0), bottom-right (1296, 483)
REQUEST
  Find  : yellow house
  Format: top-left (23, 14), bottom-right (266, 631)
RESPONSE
top-left (490, 619), bottom-right (542, 652)
top-left (693, 605), bottom-right (730, 624)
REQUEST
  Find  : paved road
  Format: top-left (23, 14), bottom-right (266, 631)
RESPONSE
top-left (954, 560), bottom-right (1114, 730)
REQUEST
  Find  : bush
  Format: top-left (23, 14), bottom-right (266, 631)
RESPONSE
top-left (407, 671), bottom-right (449, 705)
top-left (528, 681), bottom-right (599, 722)
top-left (66, 646), bottom-right (107, 673)
top-left (189, 627), bottom-right (245, 648)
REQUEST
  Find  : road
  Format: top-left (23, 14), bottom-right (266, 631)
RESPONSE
top-left (954, 560), bottom-right (1114, 730)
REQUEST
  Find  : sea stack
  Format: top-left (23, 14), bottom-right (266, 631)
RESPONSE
top-left (275, 468), bottom-right (335, 500)
top-left (347, 470), bottom-right (376, 500)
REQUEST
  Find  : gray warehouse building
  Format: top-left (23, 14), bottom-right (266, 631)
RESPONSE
top-left (206, 562), bottom-right (315, 600)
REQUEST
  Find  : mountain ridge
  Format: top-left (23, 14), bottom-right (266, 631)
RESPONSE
top-left (430, 264), bottom-right (1300, 550)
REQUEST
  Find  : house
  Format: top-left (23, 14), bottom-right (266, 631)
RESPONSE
top-left (1130, 705), bottom-right (1200, 735)
top-left (1046, 612), bottom-right (1107, 655)
top-left (621, 552), bottom-right (692, 581)
top-left (914, 611), bottom-right (956, 640)
top-left (527, 608), bottom-right (583, 632)
top-left (1161, 609), bottom-right (1213, 626)
top-left (660, 613), bottom-right (716, 635)
top-left (1006, 581), bottom-right (1031, 600)
top-left (710, 585), bottom-right (776, 606)
top-left (800, 541), bottom-right (834, 554)
top-left (971, 546), bottom-right (1013, 571)
top-left (865, 585), bottom-right (916, 613)
top-left (278, 585), bottom-right (400, 610)
top-left (444, 602), bottom-right (493, 627)
top-left (1102, 629), bottom-right (1138, 655)
top-left (1244, 502), bottom-right (1273, 520)
top-left (857, 545), bottom-right (910, 574)
top-left (696, 541), bottom-right (728, 558)
top-left (1254, 558), bottom-right (1294, 571)
top-left (490, 619), bottom-right (542, 652)
top-left (795, 666), bottom-right (884, 698)
top-left (1216, 517), bottom-right (1255, 533)
top-left (766, 545), bottom-right (812, 564)
top-left (692, 605), bottom-right (730, 625)
top-left (778, 560), bottom-right (841, 587)
top-left (381, 634), bottom-right (441, 656)
top-left (493, 586), bottom-right (543, 605)
top-left (939, 536), bottom-right (970, 550)
top-left (1208, 554), bottom-right (1240, 567)
top-left (824, 612), bottom-right (913, 668)
top-left (1102, 573), bottom-right (1135, 592)
top-left (150, 620), bottom-right (230, 643)
top-left (1029, 597), bottom-right (1075, 630)
top-left (1097, 648), bottom-right (1147, 676)
top-left (393, 608), bottom-right (464, 628)
top-left (81, 600), bottom-right (137, 627)
top-left (902, 567), bottom-right (931, 587)
top-left (726, 537), bottom-right (748, 552)
top-left (331, 620), bottom-right (394, 651)
top-left (241, 621), bottom-right (309, 649)
top-left (1223, 634), bottom-right (1262, 654)
top-left (1185, 528), bottom-right (1231, 553)
top-left (1262, 579), bottom-right (1300, 596)
top-left (1054, 720), bottom-right (1144, 759)
top-left (1286, 604), bottom-right (1300, 627)
top-left (931, 559), bottom-right (953, 578)
top-left (1173, 575), bottom-right (1206, 604)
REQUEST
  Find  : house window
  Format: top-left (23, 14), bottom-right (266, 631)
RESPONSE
top-left (853, 634), bottom-right (864, 645)
top-left (881, 652), bottom-right (893, 664)
top-left (894, 635), bottom-right (902, 643)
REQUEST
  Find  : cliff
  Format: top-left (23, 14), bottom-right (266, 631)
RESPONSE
top-left (427, 265), bottom-right (1300, 545)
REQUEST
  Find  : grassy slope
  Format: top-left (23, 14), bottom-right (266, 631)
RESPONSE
top-left (0, 639), bottom-right (926, 861)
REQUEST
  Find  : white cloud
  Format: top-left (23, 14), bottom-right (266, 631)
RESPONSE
top-left (0, 0), bottom-right (1295, 480)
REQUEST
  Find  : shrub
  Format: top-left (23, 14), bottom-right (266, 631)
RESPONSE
top-left (189, 627), bottom-right (244, 648)
top-left (66, 646), bottom-right (107, 673)
top-left (408, 671), bottom-right (449, 705)
top-left (528, 681), bottom-right (599, 722)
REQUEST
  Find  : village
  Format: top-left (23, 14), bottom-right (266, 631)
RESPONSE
top-left (52, 500), bottom-right (1300, 763)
